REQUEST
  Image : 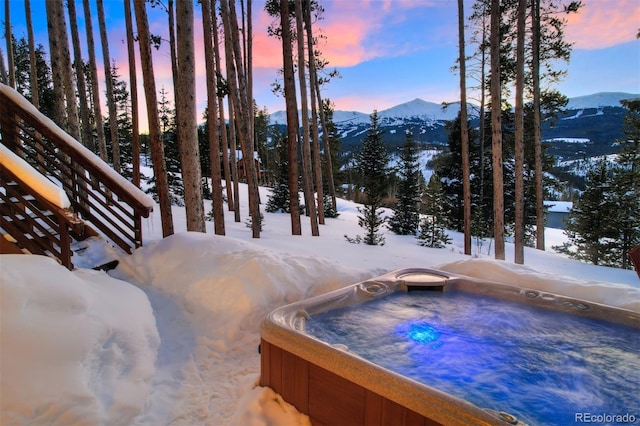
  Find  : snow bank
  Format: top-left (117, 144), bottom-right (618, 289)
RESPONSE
top-left (0, 255), bottom-right (159, 425)
top-left (230, 387), bottom-right (311, 426)
top-left (115, 232), bottom-right (367, 340)
top-left (110, 232), bottom-right (367, 424)
top-left (438, 258), bottom-right (640, 312)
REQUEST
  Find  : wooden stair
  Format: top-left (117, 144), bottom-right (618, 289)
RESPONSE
top-left (0, 83), bottom-right (153, 269)
top-left (0, 166), bottom-right (93, 269)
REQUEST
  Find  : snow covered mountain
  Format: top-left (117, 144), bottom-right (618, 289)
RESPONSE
top-left (565, 92), bottom-right (638, 110)
top-left (269, 92), bottom-right (638, 165)
top-left (269, 98), bottom-right (463, 127)
top-left (270, 92), bottom-right (637, 128)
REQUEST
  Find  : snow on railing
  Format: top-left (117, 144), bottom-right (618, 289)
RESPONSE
top-left (0, 83), bottom-right (154, 253)
top-left (0, 144), bottom-right (71, 209)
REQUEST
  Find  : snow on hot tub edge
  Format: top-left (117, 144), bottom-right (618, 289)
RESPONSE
top-left (437, 258), bottom-right (640, 312)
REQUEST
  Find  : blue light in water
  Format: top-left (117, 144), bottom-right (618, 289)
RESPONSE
top-left (400, 322), bottom-right (441, 344)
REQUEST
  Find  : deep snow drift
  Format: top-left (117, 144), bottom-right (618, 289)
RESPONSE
top-left (1, 183), bottom-right (638, 425)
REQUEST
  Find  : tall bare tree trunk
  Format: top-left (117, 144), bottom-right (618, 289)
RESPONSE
top-left (532, 0), bottom-right (545, 250)
top-left (45, 0), bottom-right (66, 128)
top-left (26, 0), bottom-right (38, 106)
top-left (211, 8), bottom-right (235, 211)
top-left (295, 0), bottom-right (319, 236)
top-left (220, 0), bottom-right (261, 237)
top-left (479, 11), bottom-right (488, 220)
top-left (209, 8), bottom-right (234, 211)
top-left (124, 0), bottom-right (140, 187)
top-left (280, 0), bottom-right (301, 235)
top-left (167, 0), bottom-right (181, 156)
top-left (68, 0), bottom-right (92, 148)
top-left (304, 0), bottom-right (325, 225)
top-left (245, 0), bottom-right (256, 199)
top-left (134, 0), bottom-right (174, 237)
top-left (55, 0), bottom-right (80, 141)
top-left (232, 0), bottom-right (260, 236)
top-left (202, 0), bottom-right (225, 235)
top-left (83, 0), bottom-right (108, 160)
top-left (175, 0), bottom-right (205, 232)
top-left (224, 12), bottom-right (242, 225)
top-left (458, 0), bottom-right (471, 255)
top-left (490, 0), bottom-right (505, 260)
top-left (25, 0), bottom-right (46, 173)
top-left (97, 0), bottom-right (120, 172)
top-left (514, 0), bottom-right (526, 264)
top-left (228, 99), bottom-right (241, 222)
top-left (4, 0), bottom-right (14, 88)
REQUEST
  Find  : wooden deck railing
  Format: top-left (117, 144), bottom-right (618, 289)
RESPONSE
top-left (0, 84), bottom-right (153, 259)
top-left (0, 165), bottom-right (84, 269)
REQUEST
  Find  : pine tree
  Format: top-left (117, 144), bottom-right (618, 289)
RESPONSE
top-left (417, 174), bottom-right (452, 248)
top-left (104, 63), bottom-right (133, 178)
top-left (433, 113), bottom-right (481, 232)
top-left (610, 99), bottom-right (640, 269)
top-left (555, 102), bottom-right (639, 269)
top-left (320, 101), bottom-right (340, 219)
top-left (352, 110), bottom-right (389, 245)
top-left (146, 86), bottom-right (183, 206)
top-left (266, 127), bottom-right (291, 213)
top-left (388, 130), bottom-right (421, 235)
top-left (10, 37), bottom-right (56, 125)
top-left (321, 99), bottom-right (343, 200)
top-left (554, 159), bottom-right (619, 266)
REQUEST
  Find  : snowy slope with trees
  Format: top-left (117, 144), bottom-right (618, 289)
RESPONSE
top-left (1, 182), bottom-right (638, 425)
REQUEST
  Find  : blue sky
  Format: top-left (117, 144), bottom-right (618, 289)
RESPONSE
top-left (2, 0), bottom-right (638, 123)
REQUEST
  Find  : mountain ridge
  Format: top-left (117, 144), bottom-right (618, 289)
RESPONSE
top-left (269, 92), bottom-right (639, 124)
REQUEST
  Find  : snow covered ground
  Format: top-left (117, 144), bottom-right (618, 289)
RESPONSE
top-left (1, 182), bottom-right (639, 425)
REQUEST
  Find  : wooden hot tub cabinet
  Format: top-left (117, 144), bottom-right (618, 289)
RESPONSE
top-left (260, 338), bottom-right (441, 426)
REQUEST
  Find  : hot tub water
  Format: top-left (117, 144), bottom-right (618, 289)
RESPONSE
top-left (304, 291), bottom-right (640, 425)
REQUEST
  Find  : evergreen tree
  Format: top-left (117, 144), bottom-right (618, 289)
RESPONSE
top-left (433, 113), bottom-right (482, 231)
top-left (388, 130), bottom-right (421, 235)
top-left (319, 100), bottom-right (341, 219)
top-left (320, 104), bottom-right (341, 219)
top-left (352, 110), bottom-right (389, 245)
top-left (254, 104), bottom-right (271, 185)
top-left (471, 201), bottom-right (492, 255)
top-left (158, 86), bottom-right (179, 173)
top-left (320, 104), bottom-right (341, 220)
top-left (266, 127), bottom-right (291, 213)
top-left (554, 102), bottom-right (639, 269)
top-left (417, 174), bottom-right (452, 248)
top-left (610, 99), bottom-right (640, 269)
top-left (11, 36), bottom-right (55, 121)
top-left (198, 118), bottom-right (211, 191)
top-left (145, 86), bottom-right (183, 206)
top-left (321, 99), bottom-right (343, 199)
top-left (554, 159), bottom-right (619, 266)
top-left (104, 63), bottom-right (133, 178)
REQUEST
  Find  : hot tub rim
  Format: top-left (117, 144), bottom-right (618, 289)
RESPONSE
top-left (260, 267), bottom-right (639, 425)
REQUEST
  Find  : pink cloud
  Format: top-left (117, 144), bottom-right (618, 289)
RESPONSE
top-left (306, 0), bottom-right (434, 68)
top-left (565, 0), bottom-right (639, 49)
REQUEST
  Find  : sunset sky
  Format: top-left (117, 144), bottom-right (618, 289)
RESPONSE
top-left (2, 0), bottom-right (639, 128)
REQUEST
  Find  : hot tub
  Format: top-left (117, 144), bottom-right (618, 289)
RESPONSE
top-left (260, 268), bottom-right (639, 425)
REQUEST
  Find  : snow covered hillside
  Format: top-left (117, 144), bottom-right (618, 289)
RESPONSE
top-left (1, 182), bottom-right (638, 425)
top-left (565, 92), bottom-right (639, 110)
top-left (269, 92), bottom-right (639, 166)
